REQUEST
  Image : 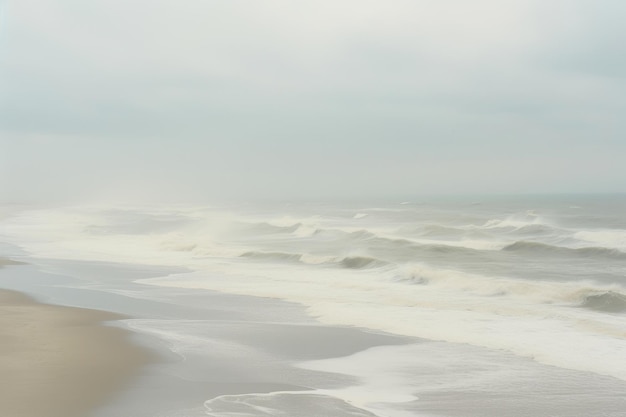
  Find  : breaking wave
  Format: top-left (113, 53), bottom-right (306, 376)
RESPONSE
top-left (240, 251), bottom-right (304, 263)
top-left (240, 251), bottom-right (388, 269)
top-left (399, 224), bottom-right (468, 238)
top-left (388, 263), bottom-right (626, 311)
top-left (508, 224), bottom-right (560, 236)
top-left (339, 256), bottom-right (388, 269)
top-left (232, 221), bottom-right (303, 235)
top-left (580, 291), bottom-right (626, 313)
top-left (502, 241), bottom-right (626, 260)
top-left (480, 214), bottom-right (547, 230)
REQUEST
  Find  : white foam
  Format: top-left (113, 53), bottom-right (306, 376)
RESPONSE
top-left (574, 229), bottom-right (626, 252)
top-left (299, 253), bottom-right (337, 265)
top-left (402, 236), bottom-right (505, 251)
top-left (140, 261), bottom-right (626, 381)
top-left (297, 342), bottom-right (532, 417)
top-left (204, 391), bottom-right (379, 417)
top-left (300, 346), bottom-right (420, 413)
top-left (0, 207), bottom-right (243, 266)
top-left (481, 216), bottom-right (545, 230)
top-left (292, 224), bottom-right (318, 238)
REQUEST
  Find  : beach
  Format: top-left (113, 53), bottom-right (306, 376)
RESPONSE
top-left (0, 282), bottom-right (151, 417)
top-left (1, 197), bottom-right (626, 416)
top-left (0, 258), bottom-right (414, 417)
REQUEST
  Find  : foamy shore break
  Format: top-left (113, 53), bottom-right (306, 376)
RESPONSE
top-left (0, 267), bottom-right (151, 417)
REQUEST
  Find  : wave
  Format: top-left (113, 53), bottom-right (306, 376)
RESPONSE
top-left (502, 241), bottom-right (626, 260)
top-left (339, 256), bottom-right (388, 269)
top-left (399, 224), bottom-right (468, 238)
top-left (388, 263), bottom-right (626, 312)
top-left (266, 225), bottom-right (379, 241)
top-left (235, 222), bottom-right (496, 257)
top-left (240, 251), bottom-right (304, 263)
top-left (509, 224), bottom-right (560, 236)
top-left (574, 230), bottom-right (626, 252)
top-left (474, 212), bottom-right (552, 232)
top-left (233, 221), bottom-right (303, 235)
top-left (580, 291), bottom-right (626, 313)
top-left (240, 251), bottom-right (388, 269)
top-left (345, 229), bottom-right (378, 240)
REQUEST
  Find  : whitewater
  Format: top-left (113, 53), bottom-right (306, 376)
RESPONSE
top-left (1, 194), bottom-right (625, 416)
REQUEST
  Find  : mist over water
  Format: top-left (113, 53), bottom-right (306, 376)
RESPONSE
top-left (2, 195), bottom-right (625, 362)
top-left (1, 194), bottom-right (626, 416)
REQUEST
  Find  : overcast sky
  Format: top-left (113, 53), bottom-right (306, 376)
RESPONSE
top-left (1, 0), bottom-right (625, 202)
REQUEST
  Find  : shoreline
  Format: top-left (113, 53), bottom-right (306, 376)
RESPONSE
top-left (0, 258), bottom-right (24, 266)
top-left (0, 257), bottom-right (414, 416)
top-left (0, 288), bottom-right (153, 417)
top-left (2, 255), bottom-right (626, 417)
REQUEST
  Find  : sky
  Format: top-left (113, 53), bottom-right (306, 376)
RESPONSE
top-left (1, 0), bottom-right (625, 202)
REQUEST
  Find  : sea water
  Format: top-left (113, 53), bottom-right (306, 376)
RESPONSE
top-left (0, 195), bottom-right (625, 416)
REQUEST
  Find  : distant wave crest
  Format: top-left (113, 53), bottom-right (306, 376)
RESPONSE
top-left (580, 291), bottom-right (626, 313)
top-left (339, 256), bottom-right (388, 269)
top-left (240, 251), bottom-right (388, 269)
top-left (240, 251), bottom-right (304, 263)
top-left (502, 241), bottom-right (626, 260)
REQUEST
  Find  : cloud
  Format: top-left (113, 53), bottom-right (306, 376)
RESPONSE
top-left (1, 0), bottom-right (624, 201)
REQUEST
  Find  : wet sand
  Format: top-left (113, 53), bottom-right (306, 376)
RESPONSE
top-left (0, 257), bottom-right (23, 266)
top-left (0, 288), bottom-right (152, 417)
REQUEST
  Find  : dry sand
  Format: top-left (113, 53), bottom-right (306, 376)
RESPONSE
top-left (0, 288), bottom-right (152, 417)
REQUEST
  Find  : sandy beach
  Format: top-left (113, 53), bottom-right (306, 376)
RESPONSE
top-left (0, 287), bottom-right (152, 417)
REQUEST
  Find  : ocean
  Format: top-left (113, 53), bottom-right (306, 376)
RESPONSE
top-left (0, 194), bottom-right (625, 416)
